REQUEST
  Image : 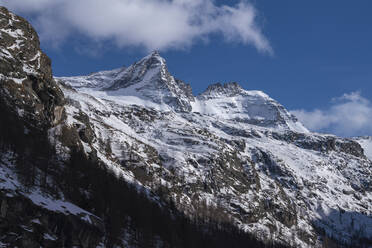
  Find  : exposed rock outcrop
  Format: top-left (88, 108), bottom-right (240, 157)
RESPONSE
top-left (0, 6), bottom-right (64, 129)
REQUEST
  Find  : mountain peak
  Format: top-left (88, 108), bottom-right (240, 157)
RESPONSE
top-left (139, 50), bottom-right (165, 68)
top-left (105, 51), bottom-right (167, 91)
top-left (71, 52), bottom-right (193, 112)
top-left (150, 50), bottom-right (161, 57)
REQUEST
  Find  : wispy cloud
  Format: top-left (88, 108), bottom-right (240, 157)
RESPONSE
top-left (291, 92), bottom-right (372, 137)
top-left (2, 0), bottom-right (272, 53)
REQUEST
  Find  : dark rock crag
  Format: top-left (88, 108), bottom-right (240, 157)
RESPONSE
top-left (0, 6), bottom-right (64, 129)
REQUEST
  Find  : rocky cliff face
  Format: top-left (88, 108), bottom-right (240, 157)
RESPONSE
top-left (0, 190), bottom-right (104, 248)
top-left (0, 7), bottom-right (106, 247)
top-left (1, 6), bottom-right (372, 248)
top-left (0, 6), bottom-right (64, 129)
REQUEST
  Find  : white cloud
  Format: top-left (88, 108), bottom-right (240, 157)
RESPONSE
top-left (291, 92), bottom-right (372, 137)
top-left (2, 0), bottom-right (272, 53)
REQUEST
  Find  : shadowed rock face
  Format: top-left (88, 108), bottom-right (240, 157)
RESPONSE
top-left (0, 7), bottom-right (101, 247)
top-left (0, 191), bottom-right (104, 248)
top-left (0, 6), bottom-right (64, 128)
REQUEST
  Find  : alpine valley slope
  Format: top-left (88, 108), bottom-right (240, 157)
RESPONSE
top-left (57, 52), bottom-right (372, 247)
top-left (0, 6), bottom-right (371, 248)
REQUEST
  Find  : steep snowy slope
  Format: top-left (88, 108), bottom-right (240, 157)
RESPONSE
top-left (56, 53), bottom-right (372, 247)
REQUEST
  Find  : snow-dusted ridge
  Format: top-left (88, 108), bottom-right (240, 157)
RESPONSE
top-left (57, 67), bottom-right (125, 89)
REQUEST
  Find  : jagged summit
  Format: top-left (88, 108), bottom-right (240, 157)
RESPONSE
top-left (105, 50), bottom-right (168, 91)
top-left (57, 51), bottom-right (167, 91)
top-left (104, 51), bottom-right (195, 112)
top-left (58, 51), bottom-right (194, 112)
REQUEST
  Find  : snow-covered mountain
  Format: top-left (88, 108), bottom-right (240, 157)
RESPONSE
top-left (1, 6), bottom-right (371, 248)
top-left (55, 54), bottom-right (372, 247)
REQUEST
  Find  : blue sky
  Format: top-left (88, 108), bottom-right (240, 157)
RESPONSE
top-left (3, 0), bottom-right (372, 137)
